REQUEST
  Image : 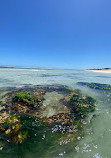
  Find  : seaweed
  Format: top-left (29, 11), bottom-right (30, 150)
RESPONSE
top-left (12, 91), bottom-right (39, 106)
top-left (77, 82), bottom-right (111, 91)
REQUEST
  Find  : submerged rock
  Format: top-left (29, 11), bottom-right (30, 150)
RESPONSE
top-left (43, 113), bottom-right (72, 125)
top-left (65, 92), bottom-right (96, 118)
top-left (0, 113), bottom-right (28, 144)
top-left (77, 82), bottom-right (111, 91)
top-left (0, 84), bottom-right (96, 146)
top-left (12, 91), bottom-right (45, 107)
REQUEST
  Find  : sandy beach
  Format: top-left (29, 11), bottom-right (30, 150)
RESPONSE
top-left (86, 69), bottom-right (111, 73)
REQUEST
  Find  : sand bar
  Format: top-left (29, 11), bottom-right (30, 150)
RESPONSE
top-left (86, 69), bottom-right (111, 74)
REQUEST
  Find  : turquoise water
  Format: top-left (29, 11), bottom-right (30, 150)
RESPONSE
top-left (0, 68), bottom-right (111, 158)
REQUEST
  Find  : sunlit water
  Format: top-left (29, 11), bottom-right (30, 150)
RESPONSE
top-left (0, 68), bottom-right (111, 158)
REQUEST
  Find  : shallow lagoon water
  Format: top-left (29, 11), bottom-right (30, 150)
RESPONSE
top-left (0, 68), bottom-right (111, 158)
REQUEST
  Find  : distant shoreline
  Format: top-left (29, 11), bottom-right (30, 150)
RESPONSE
top-left (86, 68), bottom-right (111, 74)
top-left (0, 66), bottom-right (43, 70)
top-left (0, 68), bottom-right (45, 71)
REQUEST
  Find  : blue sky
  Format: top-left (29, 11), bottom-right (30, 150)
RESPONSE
top-left (0, 0), bottom-right (111, 69)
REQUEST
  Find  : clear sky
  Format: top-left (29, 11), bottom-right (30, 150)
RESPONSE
top-left (0, 0), bottom-right (111, 69)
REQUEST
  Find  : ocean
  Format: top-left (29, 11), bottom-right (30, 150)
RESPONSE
top-left (0, 68), bottom-right (111, 158)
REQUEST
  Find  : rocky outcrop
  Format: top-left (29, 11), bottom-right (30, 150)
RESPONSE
top-left (0, 85), bottom-right (96, 146)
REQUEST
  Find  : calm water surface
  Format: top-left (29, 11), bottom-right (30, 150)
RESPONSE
top-left (0, 68), bottom-right (111, 158)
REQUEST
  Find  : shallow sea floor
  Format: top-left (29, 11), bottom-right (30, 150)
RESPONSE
top-left (0, 68), bottom-right (111, 158)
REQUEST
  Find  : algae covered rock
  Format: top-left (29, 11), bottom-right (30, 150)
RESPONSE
top-left (77, 82), bottom-right (111, 91)
top-left (13, 130), bottom-right (28, 144)
top-left (8, 90), bottom-right (45, 115)
top-left (65, 91), bottom-right (96, 119)
top-left (43, 113), bottom-right (72, 125)
top-left (0, 84), bottom-right (96, 147)
top-left (12, 91), bottom-right (41, 106)
top-left (42, 112), bottom-right (84, 135)
top-left (0, 113), bottom-right (28, 144)
top-left (42, 89), bottom-right (96, 135)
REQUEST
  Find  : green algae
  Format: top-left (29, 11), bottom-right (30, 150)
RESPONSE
top-left (67, 92), bottom-right (96, 119)
top-left (0, 114), bottom-right (27, 144)
top-left (12, 91), bottom-right (38, 106)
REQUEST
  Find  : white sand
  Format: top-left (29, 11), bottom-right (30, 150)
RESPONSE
top-left (86, 69), bottom-right (111, 73)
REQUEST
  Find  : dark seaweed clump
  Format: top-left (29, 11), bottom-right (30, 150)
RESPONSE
top-left (69, 94), bottom-right (95, 118)
top-left (77, 82), bottom-right (111, 91)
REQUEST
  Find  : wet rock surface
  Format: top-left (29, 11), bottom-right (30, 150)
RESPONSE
top-left (43, 113), bottom-right (71, 125)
